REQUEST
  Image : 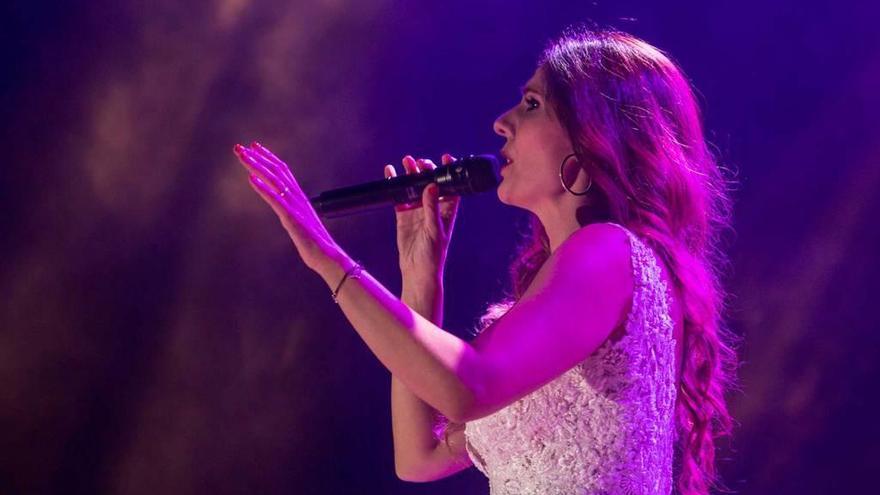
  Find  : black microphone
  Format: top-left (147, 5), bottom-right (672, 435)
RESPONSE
top-left (309, 154), bottom-right (501, 218)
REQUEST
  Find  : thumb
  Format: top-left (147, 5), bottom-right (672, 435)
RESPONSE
top-left (422, 183), bottom-right (441, 233)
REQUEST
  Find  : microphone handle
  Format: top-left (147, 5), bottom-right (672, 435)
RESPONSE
top-left (309, 155), bottom-right (497, 218)
top-left (310, 172), bottom-right (437, 218)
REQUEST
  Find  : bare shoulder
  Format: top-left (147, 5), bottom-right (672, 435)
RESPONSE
top-left (537, 222), bottom-right (632, 289)
top-left (463, 222), bottom-right (635, 419)
top-left (531, 222), bottom-right (634, 326)
top-left (560, 222), bottom-right (630, 253)
top-left (511, 221), bottom-right (634, 333)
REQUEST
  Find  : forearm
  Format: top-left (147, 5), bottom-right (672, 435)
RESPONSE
top-left (391, 375), bottom-right (440, 474)
top-left (313, 251), bottom-right (481, 422)
top-left (400, 276), bottom-right (444, 327)
top-left (391, 284), bottom-right (446, 464)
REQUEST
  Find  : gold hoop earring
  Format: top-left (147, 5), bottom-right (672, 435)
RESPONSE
top-left (559, 153), bottom-right (592, 196)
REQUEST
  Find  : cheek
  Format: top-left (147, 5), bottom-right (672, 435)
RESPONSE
top-left (521, 121), bottom-right (568, 165)
top-left (497, 166), bottom-right (559, 205)
top-left (517, 150), bottom-right (563, 190)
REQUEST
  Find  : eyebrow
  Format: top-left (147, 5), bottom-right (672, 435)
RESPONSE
top-left (519, 84), bottom-right (542, 96)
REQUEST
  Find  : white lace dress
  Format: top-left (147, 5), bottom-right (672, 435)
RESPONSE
top-left (463, 222), bottom-right (677, 494)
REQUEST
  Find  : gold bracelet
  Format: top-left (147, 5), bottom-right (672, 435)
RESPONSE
top-left (332, 261), bottom-right (364, 304)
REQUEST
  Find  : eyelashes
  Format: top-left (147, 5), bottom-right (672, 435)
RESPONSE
top-left (524, 96), bottom-right (540, 111)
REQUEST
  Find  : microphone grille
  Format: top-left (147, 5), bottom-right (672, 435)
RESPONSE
top-left (459, 154), bottom-right (501, 193)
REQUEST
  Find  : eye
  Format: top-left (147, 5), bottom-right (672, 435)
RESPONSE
top-left (524, 96), bottom-right (540, 111)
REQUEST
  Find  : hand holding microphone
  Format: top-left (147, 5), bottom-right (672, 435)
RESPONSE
top-left (305, 152), bottom-right (499, 319)
top-left (384, 155), bottom-right (462, 297)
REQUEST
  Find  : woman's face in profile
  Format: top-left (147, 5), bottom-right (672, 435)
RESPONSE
top-left (493, 67), bottom-right (575, 212)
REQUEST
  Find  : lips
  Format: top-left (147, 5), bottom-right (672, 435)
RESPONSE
top-left (499, 155), bottom-right (512, 176)
top-left (499, 150), bottom-right (513, 167)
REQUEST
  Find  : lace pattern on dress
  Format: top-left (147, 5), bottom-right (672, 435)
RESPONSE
top-left (463, 222), bottom-right (677, 494)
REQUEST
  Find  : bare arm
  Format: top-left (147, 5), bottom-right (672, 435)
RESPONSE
top-left (391, 281), bottom-right (472, 481)
top-left (236, 145), bottom-right (630, 427)
top-left (312, 222), bottom-right (632, 423)
top-left (314, 256), bottom-right (482, 423)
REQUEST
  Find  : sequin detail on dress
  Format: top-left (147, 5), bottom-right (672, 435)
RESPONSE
top-left (463, 223), bottom-right (677, 494)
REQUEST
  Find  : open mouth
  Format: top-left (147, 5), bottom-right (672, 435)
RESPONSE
top-left (499, 151), bottom-right (513, 167)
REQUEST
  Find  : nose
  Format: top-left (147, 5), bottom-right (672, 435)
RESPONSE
top-left (493, 108), bottom-right (514, 139)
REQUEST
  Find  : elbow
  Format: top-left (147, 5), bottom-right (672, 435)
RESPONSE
top-left (445, 407), bottom-right (481, 425)
top-left (394, 460), bottom-right (440, 483)
top-left (441, 381), bottom-right (482, 424)
top-left (393, 453), bottom-right (419, 482)
top-left (395, 465), bottom-right (424, 483)
top-left (442, 401), bottom-right (472, 424)
top-left (444, 364), bottom-right (493, 423)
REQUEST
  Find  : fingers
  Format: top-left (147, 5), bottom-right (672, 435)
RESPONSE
top-left (394, 154), bottom-right (450, 175)
top-left (384, 164), bottom-right (413, 214)
top-left (250, 141), bottom-right (285, 170)
top-left (437, 153), bottom-right (458, 202)
top-left (421, 183), bottom-right (441, 234)
top-left (386, 154), bottom-right (451, 212)
top-left (250, 142), bottom-right (298, 186)
top-left (234, 144), bottom-right (286, 196)
top-left (401, 155), bottom-right (420, 175)
top-left (401, 155), bottom-right (441, 174)
top-left (388, 158), bottom-right (420, 212)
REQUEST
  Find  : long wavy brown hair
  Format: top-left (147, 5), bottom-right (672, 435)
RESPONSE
top-left (437, 26), bottom-right (740, 494)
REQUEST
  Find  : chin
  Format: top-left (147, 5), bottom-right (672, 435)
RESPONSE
top-left (496, 184), bottom-right (527, 210)
top-left (496, 181), bottom-right (514, 206)
top-left (497, 184), bottom-right (545, 216)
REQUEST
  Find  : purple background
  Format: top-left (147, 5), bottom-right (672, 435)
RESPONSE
top-left (1, 1), bottom-right (878, 493)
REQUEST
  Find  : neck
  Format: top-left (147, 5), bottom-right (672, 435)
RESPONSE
top-left (535, 194), bottom-right (611, 253)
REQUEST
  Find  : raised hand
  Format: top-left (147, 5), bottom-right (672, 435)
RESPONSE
top-left (233, 141), bottom-right (343, 271)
